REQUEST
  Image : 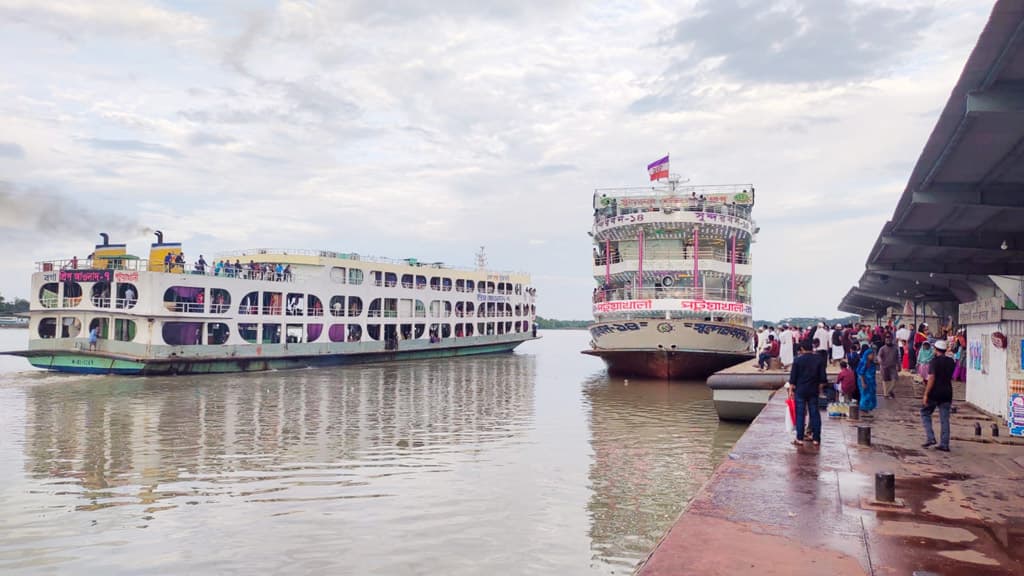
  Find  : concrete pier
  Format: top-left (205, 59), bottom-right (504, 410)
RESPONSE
top-left (637, 380), bottom-right (1024, 575)
top-left (707, 359), bottom-right (840, 421)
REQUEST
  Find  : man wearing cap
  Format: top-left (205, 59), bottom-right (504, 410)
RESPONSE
top-left (921, 339), bottom-right (955, 451)
top-left (877, 335), bottom-right (900, 398)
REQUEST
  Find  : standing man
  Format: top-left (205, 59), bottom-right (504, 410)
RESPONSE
top-left (921, 340), bottom-right (955, 451)
top-left (877, 335), bottom-right (901, 398)
top-left (787, 341), bottom-right (828, 447)
top-left (88, 325), bottom-right (99, 351)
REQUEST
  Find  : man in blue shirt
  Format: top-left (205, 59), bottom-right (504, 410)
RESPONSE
top-left (788, 341), bottom-right (828, 446)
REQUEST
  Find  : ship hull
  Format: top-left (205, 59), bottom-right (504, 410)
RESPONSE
top-left (582, 318), bottom-right (754, 380)
top-left (582, 348), bottom-right (752, 380)
top-left (13, 338), bottom-right (530, 376)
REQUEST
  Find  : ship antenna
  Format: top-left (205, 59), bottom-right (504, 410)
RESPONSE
top-left (475, 246), bottom-right (487, 270)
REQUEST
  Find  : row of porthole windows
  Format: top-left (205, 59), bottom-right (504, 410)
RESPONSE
top-left (37, 317), bottom-right (136, 341)
top-left (39, 282), bottom-right (138, 310)
top-left (158, 320), bottom-right (533, 346)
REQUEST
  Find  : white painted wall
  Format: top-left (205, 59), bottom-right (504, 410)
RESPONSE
top-left (966, 322), bottom-right (1008, 419)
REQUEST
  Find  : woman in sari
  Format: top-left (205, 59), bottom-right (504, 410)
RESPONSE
top-left (857, 346), bottom-right (878, 413)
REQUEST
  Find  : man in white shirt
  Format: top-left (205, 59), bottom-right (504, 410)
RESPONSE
top-left (813, 322), bottom-right (830, 365)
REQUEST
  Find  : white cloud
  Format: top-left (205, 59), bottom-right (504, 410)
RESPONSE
top-left (0, 0), bottom-right (992, 321)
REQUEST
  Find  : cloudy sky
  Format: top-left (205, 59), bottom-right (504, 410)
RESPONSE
top-left (0, 0), bottom-right (993, 320)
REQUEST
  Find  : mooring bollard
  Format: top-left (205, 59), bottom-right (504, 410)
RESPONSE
top-left (848, 403), bottom-right (860, 420)
top-left (992, 423), bottom-right (1000, 437)
top-left (875, 472), bottom-right (895, 503)
top-left (857, 425), bottom-right (872, 446)
top-left (975, 422), bottom-right (982, 436)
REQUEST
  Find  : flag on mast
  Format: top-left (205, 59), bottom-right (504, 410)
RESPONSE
top-left (647, 155), bottom-right (669, 181)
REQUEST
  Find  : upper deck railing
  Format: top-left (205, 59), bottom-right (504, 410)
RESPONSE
top-left (217, 248), bottom-right (528, 276)
top-left (594, 183), bottom-right (755, 199)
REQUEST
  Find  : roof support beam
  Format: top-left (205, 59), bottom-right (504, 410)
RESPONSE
top-left (911, 184), bottom-right (1024, 210)
top-left (966, 85), bottom-right (1024, 114)
top-left (869, 260), bottom-right (1024, 276)
top-left (880, 232), bottom-right (1024, 252)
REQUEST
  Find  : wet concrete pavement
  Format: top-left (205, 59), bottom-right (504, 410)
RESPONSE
top-left (637, 375), bottom-right (1024, 575)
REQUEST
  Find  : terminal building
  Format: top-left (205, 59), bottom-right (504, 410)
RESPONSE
top-left (839, 0), bottom-right (1024, 428)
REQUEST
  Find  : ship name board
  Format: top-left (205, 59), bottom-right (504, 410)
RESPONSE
top-left (115, 271), bottom-right (139, 283)
top-left (595, 211), bottom-right (753, 232)
top-left (477, 294), bottom-right (509, 303)
top-left (59, 269), bottom-right (113, 283)
top-left (594, 299), bottom-right (751, 315)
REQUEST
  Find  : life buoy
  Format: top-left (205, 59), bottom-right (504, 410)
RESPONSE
top-left (662, 276), bottom-right (674, 287)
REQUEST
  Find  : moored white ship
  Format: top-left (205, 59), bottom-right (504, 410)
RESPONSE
top-left (7, 233), bottom-right (538, 375)
top-left (582, 167), bottom-right (756, 380)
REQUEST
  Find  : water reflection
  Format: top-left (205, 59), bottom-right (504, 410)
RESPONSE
top-left (21, 356), bottom-right (535, 515)
top-left (583, 376), bottom-right (745, 572)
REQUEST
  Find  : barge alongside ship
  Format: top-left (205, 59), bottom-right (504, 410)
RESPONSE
top-left (583, 166), bottom-right (757, 380)
top-left (6, 233), bottom-right (538, 375)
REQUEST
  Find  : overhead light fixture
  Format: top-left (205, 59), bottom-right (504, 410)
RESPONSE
top-left (1001, 240), bottom-right (1009, 250)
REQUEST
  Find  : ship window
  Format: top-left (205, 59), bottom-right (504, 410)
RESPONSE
top-left (286, 293), bottom-right (304, 316)
top-left (465, 323), bottom-right (474, 337)
top-left (262, 324), bottom-right (281, 344)
top-left (60, 316), bottom-right (81, 338)
top-left (441, 324), bottom-right (451, 338)
top-left (414, 324), bottom-right (425, 338)
top-left (347, 324), bottom-right (362, 342)
top-left (91, 282), bottom-right (111, 308)
top-left (514, 321), bottom-right (521, 333)
top-left (239, 291), bottom-right (259, 315)
top-left (331, 266), bottom-right (347, 284)
top-left (505, 321), bottom-right (512, 333)
top-left (239, 323), bottom-right (258, 344)
top-left (429, 277), bottom-right (440, 291)
top-left (348, 268), bottom-right (363, 285)
top-left (429, 324), bottom-right (439, 341)
top-left (429, 300), bottom-right (441, 318)
top-left (348, 296), bottom-right (362, 316)
top-left (401, 274), bottom-right (414, 288)
top-left (39, 283), bottom-right (59, 308)
top-left (477, 322), bottom-right (485, 334)
top-left (38, 317), bottom-right (57, 339)
top-left (515, 284), bottom-right (522, 295)
top-left (497, 322), bottom-right (504, 334)
top-left (330, 296), bottom-right (345, 317)
top-left (465, 280), bottom-right (474, 292)
top-left (385, 272), bottom-right (397, 287)
top-left (515, 304), bottom-right (521, 316)
top-left (286, 324), bottom-right (303, 344)
top-left (456, 279), bottom-right (465, 292)
top-left (477, 282), bottom-right (486, 293)
top-left (400, 298), bottom-right (413, 318)
top-left (89, 318), bottom-right (109, 339)
top-left (455, 323), bottom-right (464, 337)
top-left (207, 322), bottom-right (230, 345)
top-left (308, 323), bottom-right (323, 342)
top-left (210, 289), bottom-right (230, 314)
top-left (328, 324), bottom-right (346, 342)
top-left (262, 292), bottom-right (282, 315)
top-left (368, 298), bottom-right (382, 318)
top-left (305, 294), bottom-right (322, 317)
top-left (400, 324), bottom-right (413, 340)
top-left (163, 322), bottom-right (202, 345)
top-left (62, 282), bottom-right (83, 307)
top-left (487, 282), bottom-right (495, 294)
top-left (465, 302), bottom-right (475, 317)
top-left (441, 278), bottom-right (452, 292)
top-left (415, 300), bottom-right (426, 318)
top-left (443, 301), bottom-right (452, 317)
top-left (164, 287), bottom-right (205, 313)
top-left (367, 324), bottom-right (381, 341)
top-left (115, 319), bottom-right (136, 342)
top-left (530, 305), bottom-right (535, 316)
top-left (455, 302), bottom-right (464, 317)
top-left (416, 275), bottom-right (427, 289)
top-left (384, 298), bottom-right (397, 318)
top-left (115, 283), bottom-right (138, 309)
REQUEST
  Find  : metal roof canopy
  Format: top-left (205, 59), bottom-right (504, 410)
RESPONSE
top-left (841, 0), bottom-right (1024, 315)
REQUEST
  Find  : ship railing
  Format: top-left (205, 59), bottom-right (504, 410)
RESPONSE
top-left (594, 183), bottom-right (753, 198)
top-left (36, 258), bottom-right (150, 272)
top-left (594, 202), bottom-right (753, 225)
top-left (216, 248), bottom-right (528, 275)
top-left (592, 287), bottom-right (750, 304)
top-left (593, 249), bottom-right (751, 266)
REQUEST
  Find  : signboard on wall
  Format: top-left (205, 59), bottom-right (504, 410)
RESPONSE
top-left (959, 296), bottom-right (1004, 325)
top-left (1009, 395), bottom-right (1024, 438)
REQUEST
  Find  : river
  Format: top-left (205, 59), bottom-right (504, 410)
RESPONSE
top-left (0, 329), bottom-right (745, 575)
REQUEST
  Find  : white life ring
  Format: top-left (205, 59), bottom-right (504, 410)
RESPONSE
top-left (662, 276), bottom-right (674, 287)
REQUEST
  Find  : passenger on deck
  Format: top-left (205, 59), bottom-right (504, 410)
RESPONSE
top-left (175, 252), bottom-right (186, 273)
top-left (196, 255), bottom-right (207, 274)
top-left (283, 265), bottom-right (292, 281)
top-left (164, 252), bottom-right (173, 272)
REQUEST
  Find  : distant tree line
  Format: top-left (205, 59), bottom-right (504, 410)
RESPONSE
top-left (535, 316), bottom-right (590, 330)
top-left (754, 315), bottom-right (861, 328)
top-left (0, 294), bottom-right (30, 314)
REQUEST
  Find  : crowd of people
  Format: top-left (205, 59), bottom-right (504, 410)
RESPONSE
top-left (161, 253), bottom-right (294, 281)
top-left (753, 320), bottom-right (964, 452)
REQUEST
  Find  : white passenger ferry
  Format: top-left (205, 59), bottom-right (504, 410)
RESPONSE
top-left (583, 175), bottom-right (756, 379)
top-left (8, 232), bottom-right (538, 375)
